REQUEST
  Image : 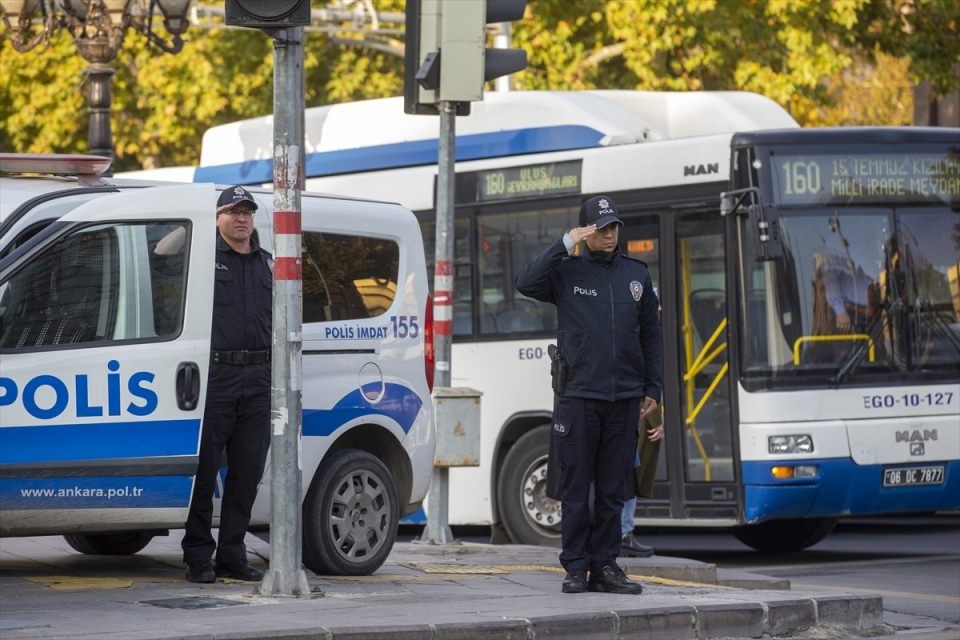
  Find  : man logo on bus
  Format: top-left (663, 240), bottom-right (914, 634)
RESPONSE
top-left (629, 280), bottom-right (643, 302)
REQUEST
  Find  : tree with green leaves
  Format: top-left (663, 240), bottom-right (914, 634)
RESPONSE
top-left (1, 1), bottom-right (955, 171)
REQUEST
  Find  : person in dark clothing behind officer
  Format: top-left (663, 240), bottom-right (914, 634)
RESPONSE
top-left (182, 185), bottom-right (273, 584)
top-left (515, 195), bottom-right (662, 595)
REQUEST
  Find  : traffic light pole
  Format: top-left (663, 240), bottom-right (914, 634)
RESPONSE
top-left (261, 25), bottom-right (312, 598)
top-left (421, 101), bottom-right (457, 545)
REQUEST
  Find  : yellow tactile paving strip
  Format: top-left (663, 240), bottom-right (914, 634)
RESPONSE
top-left (12, 563), bottom-right (736, 591)
top-left (20, 575), bottom-right (252, 590)
top-left (403, 562), bottom-right (737, 589)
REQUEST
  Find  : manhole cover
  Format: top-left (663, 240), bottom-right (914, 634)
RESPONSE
top-left (139, 596), bottom-right (246, 610)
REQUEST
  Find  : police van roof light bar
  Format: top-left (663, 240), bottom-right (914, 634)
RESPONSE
top-left (0, 153), bottom-right (112, 186)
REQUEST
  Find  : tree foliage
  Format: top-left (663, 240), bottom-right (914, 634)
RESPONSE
top-left (0, 0), bottom-right (955, 171)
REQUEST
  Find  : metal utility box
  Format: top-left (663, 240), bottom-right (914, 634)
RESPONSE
top-left (432, 387), bottom-right (482, 467)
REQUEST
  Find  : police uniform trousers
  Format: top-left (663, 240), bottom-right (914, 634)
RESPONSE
top-left (182, 360), bottom-right (271, 566)
top-left (553, 395), bottom-right (639, 574)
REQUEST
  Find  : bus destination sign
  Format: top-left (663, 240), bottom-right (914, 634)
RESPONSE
top-left (456, 160), bottom-right (582, 204)
top-left (771, 152), bottom-right (959, 206)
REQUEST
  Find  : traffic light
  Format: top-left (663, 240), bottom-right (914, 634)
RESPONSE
top-left (404, 0), bottom-right (442, 115)
top-left (404, 0), bottom-right (527, 115)
top-left (441, 0), bottom-right (527, 103)
top-left (225, 0), bottom-right (310, 29)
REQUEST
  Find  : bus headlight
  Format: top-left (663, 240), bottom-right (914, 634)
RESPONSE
top-left (768, 434), bottom-right (814, 454)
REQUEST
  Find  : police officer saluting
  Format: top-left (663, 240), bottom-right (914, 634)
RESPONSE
top-left (182, 185), bottom-right (273, 583)
top-left (515, 195), bottom-right (662, 595)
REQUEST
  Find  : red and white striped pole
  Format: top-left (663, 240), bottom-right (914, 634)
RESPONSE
top-left (432, 258), bottom-right (454, 359)
top-left (261, 26), bottom-right (310, 598)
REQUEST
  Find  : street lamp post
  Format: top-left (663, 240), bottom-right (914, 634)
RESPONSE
top-left (1, 0), bottom-right (193, 164)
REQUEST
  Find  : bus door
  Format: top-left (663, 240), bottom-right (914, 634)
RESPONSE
top-left (671, 212), bottom-right (737, 518)
top-left (0, 184), bottom-right (216, 533)
top-left (619, 214), bottom-right (672, 516)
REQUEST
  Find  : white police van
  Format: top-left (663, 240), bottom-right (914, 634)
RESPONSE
top-left (0, 154), bottom-right (435, 576)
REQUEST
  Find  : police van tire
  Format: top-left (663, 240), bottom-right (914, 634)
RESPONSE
top-left (497, 425), bottom-right (562, 547)
top-left (732, 517), bottom-right (838, 553)
top-left (302, 448), bottom-right (399, 576)
top-left (63, 532), bottom-right (154, 556)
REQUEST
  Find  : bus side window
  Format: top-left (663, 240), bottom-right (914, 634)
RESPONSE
top-left (479, 207), bottom-right (575, 336)
top-left (496, 297), bottom-right (547, 333)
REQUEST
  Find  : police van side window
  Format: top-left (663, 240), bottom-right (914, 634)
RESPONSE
top-left (0, 222), bottom-right (189, 350)
top-left (302, 232), bottom-right (399, 322)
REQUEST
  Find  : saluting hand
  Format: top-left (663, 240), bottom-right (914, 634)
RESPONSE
top-left (568, 224), bottom-right (597, 244)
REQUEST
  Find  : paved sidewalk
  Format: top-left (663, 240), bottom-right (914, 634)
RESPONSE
top-left (0, 532), bottom-right (884, 640)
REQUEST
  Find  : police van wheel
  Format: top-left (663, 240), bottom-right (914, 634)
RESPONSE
top-left (63, 532), bottom-right (154, 556)
top-left (302, 449), bottom-right (399, 576)
top-left (497, 425), bottom-right (562, 547)
top-left (733, 517), bottom-right (838, 553)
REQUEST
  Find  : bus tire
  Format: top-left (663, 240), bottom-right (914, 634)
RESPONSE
top-left (497, 425), bottom-right (562, 547)
top-left (302, 448), bottom-right (399, 576)
top-left (63, 532), bottom-right (154, 555)
top-left (733, 517), bottom-right (838, 552)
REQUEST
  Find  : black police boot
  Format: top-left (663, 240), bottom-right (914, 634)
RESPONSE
top-left (588, 564), bottom-right (643, 594)
top-left (561, 570), bottom-right (588, 594)
top-left (185, 561), bottom-right (216, 583)
top-left (215, 562), bottom-right (264, 581)
top-left (620, 533), bottom-right (655, 558)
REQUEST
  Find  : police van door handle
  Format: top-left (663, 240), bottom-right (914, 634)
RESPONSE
top-left (176, 362), bottom-right (200, 411)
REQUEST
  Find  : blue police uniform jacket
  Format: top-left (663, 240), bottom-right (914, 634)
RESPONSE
top-left (515, 238), bottom-right (662, 401)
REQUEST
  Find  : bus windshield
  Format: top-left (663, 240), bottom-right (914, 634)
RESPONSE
top-left (739, 150), bottom-right (960, 388)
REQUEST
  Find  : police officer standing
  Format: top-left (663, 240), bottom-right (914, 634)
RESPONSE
top-left (182, 185), bottom-right (273, 583)
top-left (515, 195), bottom-right (662, 595)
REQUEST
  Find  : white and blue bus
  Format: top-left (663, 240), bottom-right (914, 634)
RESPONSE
top-left (181, 91), bottom-right (959, 551)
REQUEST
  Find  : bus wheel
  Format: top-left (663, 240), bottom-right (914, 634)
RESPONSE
top-left (63, 532), bottom-right (154, 555)
top-left (303, 449), bottom-right (399, 576)
top-left (733, 517), bottom-right (838, 552)
top-left (497, 425), bottom-right (562, 547)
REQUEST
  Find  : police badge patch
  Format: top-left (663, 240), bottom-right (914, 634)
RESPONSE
top-left (629, 280), bottom-right (643, 301)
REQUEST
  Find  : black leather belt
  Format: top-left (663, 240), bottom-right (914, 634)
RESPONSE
top-left (212, 349), bottom-right (271, 365)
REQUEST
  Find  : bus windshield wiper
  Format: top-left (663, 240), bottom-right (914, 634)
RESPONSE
top-left (917, 299), bottom-right (960, 359)
top-left (830, 304), bottom-right (886, 387)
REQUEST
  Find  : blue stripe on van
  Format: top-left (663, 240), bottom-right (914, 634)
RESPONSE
top-left (400, 507), bottom-right (426, 525)
top-left (0, 475), bottom-right (193, 509)
top-left (193, 125), bottom-right (605, 185)
top-left (0, 419), bottom-right (201, 465)
top-left (302, 383), bottom-right (422, 437)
